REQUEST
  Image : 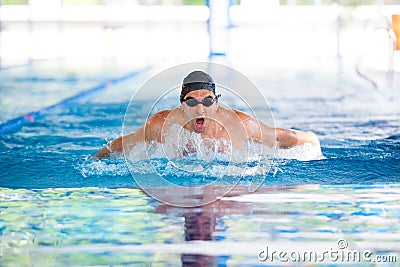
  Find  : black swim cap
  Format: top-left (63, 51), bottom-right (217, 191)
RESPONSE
top-left (180, 71), bottom-right (216, 103)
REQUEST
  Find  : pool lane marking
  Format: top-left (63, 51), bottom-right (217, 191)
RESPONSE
top-left (0, 66), bottom-right (151, 135)
top-left (0, 59), bottom-right (54, 72)
top-left (0, 60), bottom-right (35, 71)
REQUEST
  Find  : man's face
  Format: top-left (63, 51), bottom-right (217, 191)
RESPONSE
top-left (181, 89), bottom-right (218, 133)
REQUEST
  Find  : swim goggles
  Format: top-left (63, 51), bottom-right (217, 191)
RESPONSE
top-left (184, 95), bottom-right (220, 107)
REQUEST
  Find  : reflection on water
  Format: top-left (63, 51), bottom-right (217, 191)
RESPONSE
top-left (153, 185), bottom-right (319, 266)
top-left (0, 184), bottom-right (400, 266)
top-left (155, 192), bottom-right (238, 266)
top-left (177, 209), bottom-right (220, 266)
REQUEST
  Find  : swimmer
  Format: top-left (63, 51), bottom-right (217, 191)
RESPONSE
top-left (94, 70), bottom-right (320, 158)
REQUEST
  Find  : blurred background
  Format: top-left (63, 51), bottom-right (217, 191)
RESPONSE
top-left (0, 0), bottom-right (399, 124)
top-left (0, 0), bottom-right (399, 73)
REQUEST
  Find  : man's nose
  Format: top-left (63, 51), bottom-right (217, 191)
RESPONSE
top-left (194, 103), bottom-right (206, 114)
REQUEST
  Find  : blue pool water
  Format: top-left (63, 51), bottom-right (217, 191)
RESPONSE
top-left (1, 61), bottom-right (399, 265)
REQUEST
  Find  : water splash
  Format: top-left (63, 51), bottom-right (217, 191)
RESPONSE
top-left (78, 123), bottom-right (322, 183)
top-left (77, 158), bottom-right (130, 178)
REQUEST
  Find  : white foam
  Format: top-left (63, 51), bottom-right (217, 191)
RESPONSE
top-left (126, 123), bottom-right (323, 163)
top-left (275, 143), bottom-right (324, 161)
top-left (83, 125), bottom-right (323, 178)
top-left (78, 159), bottom-right (129, 178)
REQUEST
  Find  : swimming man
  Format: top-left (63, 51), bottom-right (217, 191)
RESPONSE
top-left (94, 70), bottom-right (320, 158)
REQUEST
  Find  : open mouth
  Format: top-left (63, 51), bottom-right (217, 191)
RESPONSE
top-left (195, 118), bottom-right (205, 128)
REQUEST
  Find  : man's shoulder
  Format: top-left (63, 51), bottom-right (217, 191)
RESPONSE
top-left (233, 109), bottom-right (251, 118)
top-left (145, 110), bottom-right (171, 128)
top-left (148, 108), bottom-right (183, 125)
top-left (144, 109), bottom-right (176, 140)
top-left (150, 109), bottom-right (173, 120)
top-left (218, 107), bottom-right (251, 120)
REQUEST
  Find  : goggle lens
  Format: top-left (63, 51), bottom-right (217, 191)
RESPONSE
top-left (185, 97), bottom-right (216, 107)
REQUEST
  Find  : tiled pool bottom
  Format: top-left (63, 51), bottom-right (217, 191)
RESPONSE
top-left (1, 184), bottom-right (399, 266)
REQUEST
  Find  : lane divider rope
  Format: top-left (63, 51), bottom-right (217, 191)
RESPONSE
top-left (0, 66), bottom-right (151, 135)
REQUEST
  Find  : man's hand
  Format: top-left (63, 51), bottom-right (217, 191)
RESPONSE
top-left (276, 128), bottom-right (320, 149)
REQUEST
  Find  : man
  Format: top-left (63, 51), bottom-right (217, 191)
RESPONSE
top-left (94, 70), bottom-right (320, 159)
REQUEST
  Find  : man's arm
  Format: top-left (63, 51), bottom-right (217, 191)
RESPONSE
top-left (235, 110), bottom-right (320, 149)
top-left (274, 128), bottom-right (320, 149)
top-left (93, 110), bottom-right (169, 158)
top-left (93, 127), bottom-right (145, 159)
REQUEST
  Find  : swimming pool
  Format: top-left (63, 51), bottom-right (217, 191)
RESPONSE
top-left (1, 60), bottom-right (399, 265)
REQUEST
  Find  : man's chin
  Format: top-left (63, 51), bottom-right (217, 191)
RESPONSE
top-left (192, 128), bottom-right (205, 134)
top-left (192, 122), bottom-right (206, 133)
